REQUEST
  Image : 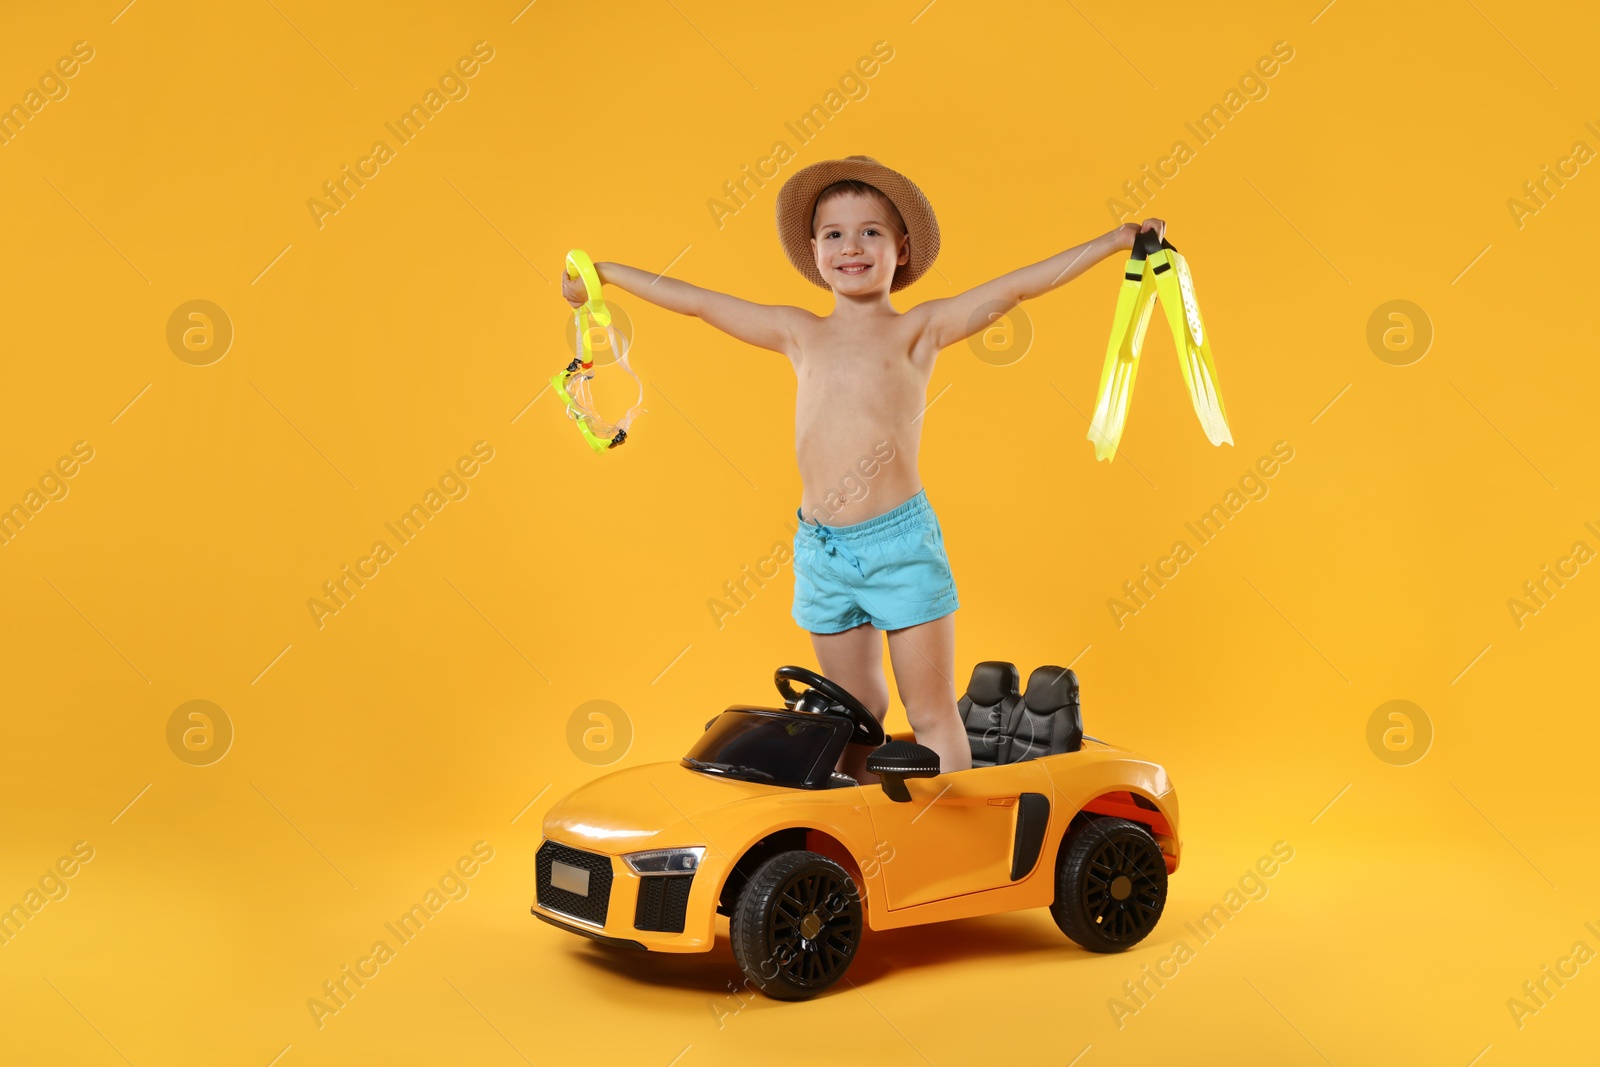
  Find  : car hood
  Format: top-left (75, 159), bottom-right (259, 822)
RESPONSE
top-left (542, 761), bottom-right (788, 855)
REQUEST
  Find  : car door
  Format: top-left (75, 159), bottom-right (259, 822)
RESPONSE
top-left (860, 760), bottom-right (1053, 910)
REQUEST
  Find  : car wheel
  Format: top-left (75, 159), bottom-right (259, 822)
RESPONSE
top-left (1050, 816), bottom-right (1167, 952)
top-left (730, 850), bottom-right (862, 1000)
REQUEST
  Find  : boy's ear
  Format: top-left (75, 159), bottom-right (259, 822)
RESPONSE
top-left (897, 235), bottom-right (910, 265)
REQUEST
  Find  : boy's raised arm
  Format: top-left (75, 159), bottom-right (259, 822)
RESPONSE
top-left (579, 261), bottom-right (807, 358)
top-left (908, 220), bottom-right (1163, 353)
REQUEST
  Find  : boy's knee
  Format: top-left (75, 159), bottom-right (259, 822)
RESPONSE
top-left (859, 681), bottom-right (890, 719)
top-left (902, 693), bottom-right (959, 732)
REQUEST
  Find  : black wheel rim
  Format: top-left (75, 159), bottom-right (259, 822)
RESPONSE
top-left (767, 868), bottom-right (859, 988)
top-left (1080, 832), bottom-right (1164, 941)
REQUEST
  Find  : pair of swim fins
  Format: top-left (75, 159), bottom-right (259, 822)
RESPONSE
top-left (1086, 230), bottom-right (1232, 462)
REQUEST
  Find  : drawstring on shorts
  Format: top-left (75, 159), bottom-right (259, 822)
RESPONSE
top-left (800, 515), bottom-right (865, 577)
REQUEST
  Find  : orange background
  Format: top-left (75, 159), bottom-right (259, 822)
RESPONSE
top-left (1, 1), bottom-right (1596, 1064)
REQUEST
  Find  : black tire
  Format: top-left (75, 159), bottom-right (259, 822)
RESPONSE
top-left (1050, 816), bottom-right (1167, 952)
top-left (729, 850), bottom-right (862, 1000)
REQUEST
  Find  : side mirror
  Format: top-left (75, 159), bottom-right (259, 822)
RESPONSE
top-left (866, 741), bottom-right (940, 803)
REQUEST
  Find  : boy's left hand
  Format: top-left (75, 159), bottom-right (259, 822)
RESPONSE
top-left (1113, 217), bottom-right (1166, 251)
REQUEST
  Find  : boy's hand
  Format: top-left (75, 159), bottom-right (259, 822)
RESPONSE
top-left (1112, 217), bottom-right (1167, 252)
top-left (561, 267), bottom-right (591, 308)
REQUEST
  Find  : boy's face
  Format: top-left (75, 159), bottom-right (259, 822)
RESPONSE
top-left (809, 192), bottom-right (909, 295)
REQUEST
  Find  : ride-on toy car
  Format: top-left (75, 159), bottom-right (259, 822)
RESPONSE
top-left (532, 663), bottom-right (1180, 999)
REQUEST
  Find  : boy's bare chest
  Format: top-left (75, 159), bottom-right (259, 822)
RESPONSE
top-left (795, 349), bottom-right (928, 405)
top-left (793, 321), bottom-right (931, 394)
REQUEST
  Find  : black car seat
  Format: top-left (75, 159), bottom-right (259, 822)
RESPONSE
top-left (1006, 667), bottom-right (1084, 762)
top-left (957, 661), bottom-right (1024, 767)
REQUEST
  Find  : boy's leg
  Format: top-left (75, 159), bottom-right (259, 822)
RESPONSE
top-left (809, 623), bottom-right (891, 783)
top-left (886, 612), bottom-right (971, 773)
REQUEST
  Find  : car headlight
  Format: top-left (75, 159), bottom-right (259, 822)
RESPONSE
top-left (623, 846), bottom-right (705, 874)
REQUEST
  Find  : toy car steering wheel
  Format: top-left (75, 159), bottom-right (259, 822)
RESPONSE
top-left (774, 665), bottom-right (885, 747)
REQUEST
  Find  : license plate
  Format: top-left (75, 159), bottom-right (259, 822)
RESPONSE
top-left (550, 860), bottom-right (590, 896)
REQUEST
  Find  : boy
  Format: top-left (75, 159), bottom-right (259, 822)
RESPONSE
top-left (563, 155), bottom-right (1163, 780)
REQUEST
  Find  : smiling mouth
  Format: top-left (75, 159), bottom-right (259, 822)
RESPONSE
top-left (835, 263), bottom-right (870, 275)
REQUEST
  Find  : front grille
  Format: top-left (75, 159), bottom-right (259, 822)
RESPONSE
top-left (537, 840), bottom-right (613, 927)
top-left (634, 874), bottom-right (694, 933)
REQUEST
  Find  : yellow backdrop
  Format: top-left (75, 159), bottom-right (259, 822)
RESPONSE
top-left (2, 1), bottom-right (1596, 1064)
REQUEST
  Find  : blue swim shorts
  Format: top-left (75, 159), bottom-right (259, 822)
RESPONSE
top-left (792, 489), bottom-right (960, 634)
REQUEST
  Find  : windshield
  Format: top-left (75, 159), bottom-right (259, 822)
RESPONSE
top-left (682, 709), bottom-right (844, 789)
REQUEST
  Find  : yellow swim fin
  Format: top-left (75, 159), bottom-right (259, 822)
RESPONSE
top-left (1086, 243), bottom-right (1161, 462)
top-left (1144, 233), bottom-right (1233, 448)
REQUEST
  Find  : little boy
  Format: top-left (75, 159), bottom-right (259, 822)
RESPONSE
top-left (564, 155), bottom-right (1163, 780)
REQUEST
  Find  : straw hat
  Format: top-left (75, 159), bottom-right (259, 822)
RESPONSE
top-left (774, 155), bottom-right (940, 293)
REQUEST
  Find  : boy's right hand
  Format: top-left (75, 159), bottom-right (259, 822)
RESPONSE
top-left (561, 268), bottom-right (589, 308)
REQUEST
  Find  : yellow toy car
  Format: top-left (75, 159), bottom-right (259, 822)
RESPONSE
top-left (532, 663), bottom-right (1181, 999)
